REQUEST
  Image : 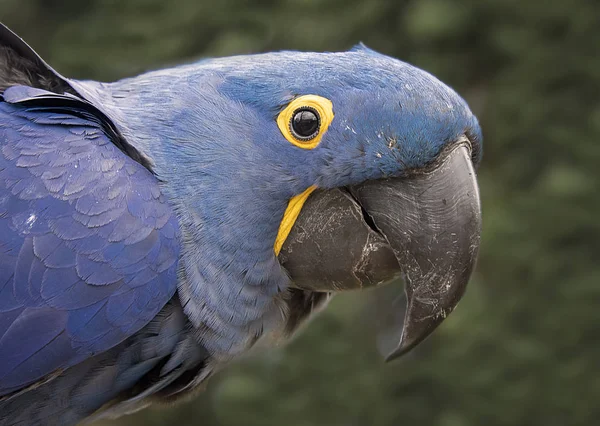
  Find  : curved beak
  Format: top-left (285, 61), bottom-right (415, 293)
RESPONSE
top-left (349, 143), bottom-right (481, 360)
top-left (279, 141), bottom-right (481, 360)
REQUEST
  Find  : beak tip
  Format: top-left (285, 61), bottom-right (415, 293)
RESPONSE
top-left (383, 296), bottom-right (453, 362)
top-left (383, 330), bottom-right (428, 362)
top-left (384, 347), bottom-right (408, 362)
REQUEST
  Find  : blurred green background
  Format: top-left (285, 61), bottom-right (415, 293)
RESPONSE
top-left (2, 0), bottom-right (598, 425)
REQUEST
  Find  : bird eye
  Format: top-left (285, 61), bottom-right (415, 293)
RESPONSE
top-left (290, 107), bottom-right (320, 141)
top-left (276, 95), bottom-right (334, 150)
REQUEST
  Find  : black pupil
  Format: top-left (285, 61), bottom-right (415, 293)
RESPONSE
top-left (291, 108), bottom-right (319, 139)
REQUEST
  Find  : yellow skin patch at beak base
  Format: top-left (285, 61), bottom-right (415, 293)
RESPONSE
top-left (274, 186), bottom-right (317, 255)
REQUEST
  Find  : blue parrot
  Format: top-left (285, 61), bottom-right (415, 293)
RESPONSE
top-left (0, 23), bottom-right (482, 425)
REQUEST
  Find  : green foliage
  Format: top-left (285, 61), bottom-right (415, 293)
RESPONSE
top-left (1, 0), bottom-right (598, 424)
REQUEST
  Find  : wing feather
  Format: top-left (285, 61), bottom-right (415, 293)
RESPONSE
top-left (0, 86), bottom-right (180, 395)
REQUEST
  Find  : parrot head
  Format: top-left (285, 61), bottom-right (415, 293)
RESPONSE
top-left (65, 44), bottom-right (482, 360)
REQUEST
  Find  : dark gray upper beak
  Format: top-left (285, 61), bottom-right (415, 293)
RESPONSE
top-left (349, 142), bottom-right (481, 360)
top-left (279, 140), bottom-right (481, 360)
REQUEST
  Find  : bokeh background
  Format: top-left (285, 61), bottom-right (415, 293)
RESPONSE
top-left (2, 0), bottom-right (598, 425)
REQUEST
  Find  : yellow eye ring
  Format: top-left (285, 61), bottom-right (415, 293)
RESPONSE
top-left (276, 95), bottom-right (334, 150)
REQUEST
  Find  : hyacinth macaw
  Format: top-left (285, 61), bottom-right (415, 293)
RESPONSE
top-left (0, 22), bottom-right (482, 425)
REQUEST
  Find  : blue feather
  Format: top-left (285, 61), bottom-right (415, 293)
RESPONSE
top-left (0, 87), bottom-right (180, 395)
